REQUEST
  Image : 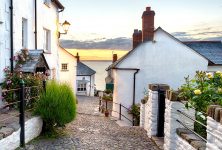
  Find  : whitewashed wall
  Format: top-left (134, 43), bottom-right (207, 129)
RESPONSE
top-left (83, 60), bottom-right (112, 91)
top-left (144, 90), bottom-right (159, 137)
top-left (0, 0), bottom-right (61, 82)
top-left (0, 117), bottom-right (43, 150)
top-left (58, 47), bottom-right (77, 94)
top-left (164, 98), bottom-right (195, 150)
top-left (206, 117), bottom-right (222, 150)
top-left (112, 28), bottom-right (208, 109)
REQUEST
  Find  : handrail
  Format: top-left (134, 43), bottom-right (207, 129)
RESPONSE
top-left (111, 110), bottom-right (133, 123)
top-left (177, 110), bottom-right (207, 128)
top-left (176, 119), bottom-right (207, 142)
top-left (99, 98), bottom-right (134, 125)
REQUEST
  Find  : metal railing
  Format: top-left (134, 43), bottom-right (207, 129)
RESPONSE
top-left (0, 80), bottom-right (46, 148)
top-left (99, 98), bottom-right (135, 126)
top-left (176, 109), bottom-right (207, 142)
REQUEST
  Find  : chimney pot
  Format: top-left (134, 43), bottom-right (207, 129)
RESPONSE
top-left (146, 7), bottom-right (151, 11)
top-left (76, 53), bottom-right (80, 62)
top-left (113, 54), bottom-right (118, 63)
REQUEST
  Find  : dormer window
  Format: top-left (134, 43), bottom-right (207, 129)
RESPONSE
top-left (44, 0), bottom-right (50, 7)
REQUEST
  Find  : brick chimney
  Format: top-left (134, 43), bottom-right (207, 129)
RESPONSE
top-left (142, 7), bottom-right (155, 42)
top-left (132, 29), bottom-right (142, 49)
top-left (76, 52), bottom-right (80, 62)
top-left (113, 54), bottom-right (118, 63)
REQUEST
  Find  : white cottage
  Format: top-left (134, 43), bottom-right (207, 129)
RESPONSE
top-left (0, 0), bottom-right (65, 83)
top-left (58, 46), bottom-right (77, 93)
top-left (76, 53), bottom-right (96, 96)
top-left (107, 7), bottom-right (222, 122)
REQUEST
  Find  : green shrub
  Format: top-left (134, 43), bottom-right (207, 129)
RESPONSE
top-left (34, 81), bottom-right (76, 132)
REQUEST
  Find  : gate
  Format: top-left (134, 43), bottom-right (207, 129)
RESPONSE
top-left (157, 89), bottom-right (165, 137)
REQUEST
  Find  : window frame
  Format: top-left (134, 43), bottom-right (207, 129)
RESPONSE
top-left (22, 18), bottom-right (28, 49)
top-left (61, 63), bottom-right (68, 71)
top-left (77, 83), bottom-right (87, 92)
top-left (43, 28), bottom-right (51, 53)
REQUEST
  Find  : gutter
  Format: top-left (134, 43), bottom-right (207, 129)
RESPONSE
top-left (9, 0), bottom-right (13, 73)
top-left (112, 68), bottom-right (140, 105)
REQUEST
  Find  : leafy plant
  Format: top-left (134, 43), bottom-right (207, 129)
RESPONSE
top-left (178, 71), bottom-right (222, 112)
top-left (178, 71), bottom-right (222, 138)
top-left (128, 104), bottom-right (140, 125)
top-left (34, 81), bottom-right (77, 133)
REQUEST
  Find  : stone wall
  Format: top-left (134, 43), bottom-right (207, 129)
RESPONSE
top-left (0, 116), bottom-right (43, 150)
top-left (140, 84), bottom-right (169, 138)
top-left (164, 90), bottom-right (196, 150)
top-left (207, 105), bottom-right (222, 150)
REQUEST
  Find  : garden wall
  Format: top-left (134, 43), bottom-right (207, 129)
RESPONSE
top-left (140, 84), bottom-right (169, 138)
top-left (0, 116), bottom-right (43, 150)
top-left (164, 91), bottom-right (197, 150)
top-left (207, 105), bottom-right (222, 150)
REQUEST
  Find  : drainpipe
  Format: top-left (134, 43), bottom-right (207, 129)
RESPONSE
top-left (89, 75), bottom-right (91, 96)
top-left (133, 69), bottom-right (139, 105)
top-left (34, 0), bottom-right (37, 49)
top-left (9, 0), bottom-right (13, 73)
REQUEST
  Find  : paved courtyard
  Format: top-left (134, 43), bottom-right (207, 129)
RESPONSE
top-left (24, 96), bottom-right (158, 150)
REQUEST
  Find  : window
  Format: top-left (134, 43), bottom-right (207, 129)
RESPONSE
top-left (44, 0), bottom-right (50, 6)
top-left (22, 18), bottom-right (28, 48)
top-left (77, 83), bottom-right (87, 92)
top-left (43, 28), bottom-right (51, 52)
top-left (61, 63), bottom-right (68, 71)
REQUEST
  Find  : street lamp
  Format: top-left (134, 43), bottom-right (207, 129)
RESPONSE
top-left (58, 20), bottom-right (71, 38)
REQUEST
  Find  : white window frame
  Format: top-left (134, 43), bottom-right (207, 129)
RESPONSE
top-left (77, 82), bottom-right (87, 92)
top-left (43, 28), bottom-right (51, 53)
top-left (61, 63), bottom-right (68, 71)
top-left (22, 18), bottom-right (28, 49)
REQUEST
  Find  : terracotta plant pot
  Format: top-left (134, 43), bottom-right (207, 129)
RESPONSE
top-left (105, 110), bottom-right (109, 117)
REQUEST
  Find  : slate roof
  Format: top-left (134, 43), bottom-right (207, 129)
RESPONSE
top-left (77, 62), bottom-right (96, 76)
top-left (17, 50), bottom-right (49, 73)
top-left (183, 41), bottom-right (222, 65)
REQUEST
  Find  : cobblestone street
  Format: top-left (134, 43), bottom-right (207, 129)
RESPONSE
top-left (24, 96), bottom-right (158, 150)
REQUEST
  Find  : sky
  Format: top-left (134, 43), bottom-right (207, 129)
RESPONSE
top-left (59, 0), bottom-right (222, 48)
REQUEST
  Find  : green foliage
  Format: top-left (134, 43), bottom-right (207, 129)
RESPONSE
top-left (104, 89), bottom-right (113, 94)
top-left (102, 95), bottom-right (113, 101)
top-left (2, 67), bottom-right (44, 108)
top-left (34, 81), bottom-right (76, 132)
top-left (178, 71), bottom-right (222, 112)
top-left (128, 104), bottom-right (140, 125)
top-left (178, 71), bottom-right (222, 137)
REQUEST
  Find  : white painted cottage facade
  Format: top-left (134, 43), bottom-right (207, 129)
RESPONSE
top-left (76, 54), bottom-right (96, 96)
top-left (107, 7), bottom-right (222, 122)
top-left (58, 46), bottom-right (77, 93)
top-left (0, 0), bottom-right (64, 83)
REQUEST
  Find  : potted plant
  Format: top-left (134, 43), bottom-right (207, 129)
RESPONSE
top-left (104, 109), bottom-right (109, 117)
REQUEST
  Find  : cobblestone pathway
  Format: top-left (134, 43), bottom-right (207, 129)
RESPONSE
top-left (24, 96), bottom-right (158, 150)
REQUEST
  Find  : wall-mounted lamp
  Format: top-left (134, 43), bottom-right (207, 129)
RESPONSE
top-left (58, 20), bottom-right (71, 38)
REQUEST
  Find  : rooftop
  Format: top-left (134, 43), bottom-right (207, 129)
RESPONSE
top-left (183, 41), bottom-right (222, 65)
top-left (77, 62), bottom-right (96, 76)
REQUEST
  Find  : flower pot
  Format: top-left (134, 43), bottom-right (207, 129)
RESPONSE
top-left (105, 110), bottom-right (109, 117)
